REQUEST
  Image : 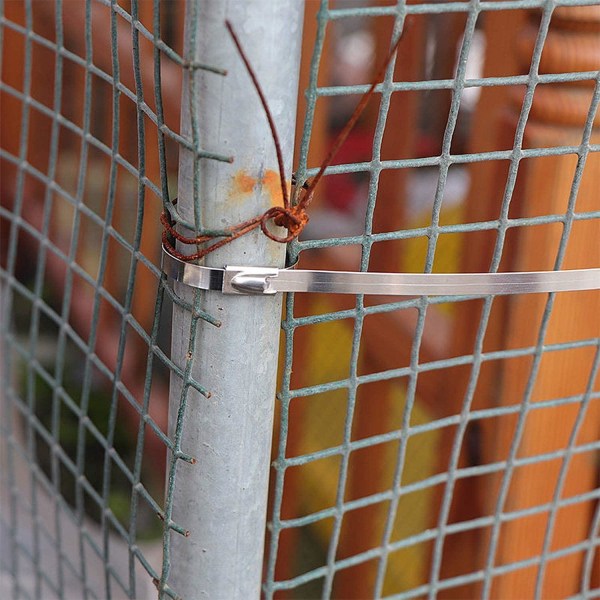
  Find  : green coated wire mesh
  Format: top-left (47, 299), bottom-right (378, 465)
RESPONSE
top-left (267, 2), bottom-right (600, 599)
top-left (1, 0), bottom-right (599, 599)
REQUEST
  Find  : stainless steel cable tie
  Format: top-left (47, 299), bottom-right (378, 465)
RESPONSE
top-left (162, 245), bottom-right (600, 297)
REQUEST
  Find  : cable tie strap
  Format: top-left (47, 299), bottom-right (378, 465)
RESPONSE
top-left (162, 245), bottom-right (600, 297)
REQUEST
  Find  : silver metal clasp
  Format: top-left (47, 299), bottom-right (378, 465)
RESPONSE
top-left (223, 266), bottom-right (279, 295)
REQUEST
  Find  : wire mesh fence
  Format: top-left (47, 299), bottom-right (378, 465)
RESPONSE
top-left (1, 0), bottom-right (183, 597)
top-left (1, 0), bottom-right (599, 599)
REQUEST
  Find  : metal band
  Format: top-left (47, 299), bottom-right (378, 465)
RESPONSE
top-left (162, 245), bottom-right (600, 297)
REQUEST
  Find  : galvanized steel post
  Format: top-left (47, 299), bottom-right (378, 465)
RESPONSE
top-left (167, 0), bottom-right (304, 598)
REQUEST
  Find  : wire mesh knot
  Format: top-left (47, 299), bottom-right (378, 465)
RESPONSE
top-left (261, 205), bottom-right (309, 243)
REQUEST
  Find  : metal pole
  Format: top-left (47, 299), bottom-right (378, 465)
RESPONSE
top-left (167, 1), bottom-right (304, 598)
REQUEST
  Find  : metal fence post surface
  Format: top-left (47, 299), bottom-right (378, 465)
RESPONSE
top-left (165, 1), bottom-right (304, 598)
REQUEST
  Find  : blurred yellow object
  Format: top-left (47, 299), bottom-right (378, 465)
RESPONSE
top-left (296, 297), bottom-right (441, 594)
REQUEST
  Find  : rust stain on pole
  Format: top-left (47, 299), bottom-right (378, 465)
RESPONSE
top-left (231, 169), bottom-right (290, 205)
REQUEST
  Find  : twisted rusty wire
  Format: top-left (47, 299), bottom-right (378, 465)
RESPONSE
top-left (162, 20), bottom-right (403, 261)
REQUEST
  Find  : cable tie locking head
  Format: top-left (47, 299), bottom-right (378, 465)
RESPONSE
top-left (223, 266), bottom-right (279, 295)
